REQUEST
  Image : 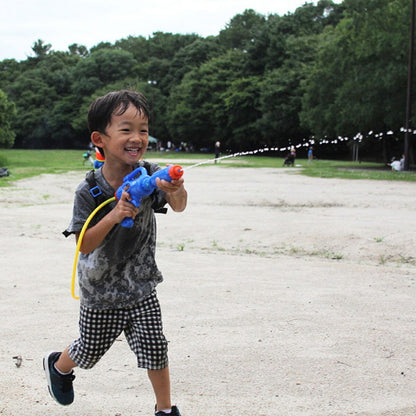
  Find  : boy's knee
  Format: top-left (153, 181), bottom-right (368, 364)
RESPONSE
top-left (68, 343), bottom-right (104, 370)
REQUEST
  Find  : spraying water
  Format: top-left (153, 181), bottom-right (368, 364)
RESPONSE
top-left (183, 147), bottom-right (280, 170)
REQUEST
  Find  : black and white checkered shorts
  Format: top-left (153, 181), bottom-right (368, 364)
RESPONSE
top-left (68, 291), bottom-right (168, 370)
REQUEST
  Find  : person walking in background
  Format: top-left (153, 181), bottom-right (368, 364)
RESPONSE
top-left (308, 147), bottom-right (313, 163)
top-left (214, 140), bottom-right (221, 163)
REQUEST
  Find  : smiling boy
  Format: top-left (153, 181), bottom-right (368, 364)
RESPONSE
top-left (43, 90), bottom-right (187, 416)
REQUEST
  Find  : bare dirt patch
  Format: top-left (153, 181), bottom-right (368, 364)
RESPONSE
top-left (1, 166), bottom-right (415, 415)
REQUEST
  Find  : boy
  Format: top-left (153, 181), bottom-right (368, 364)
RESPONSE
top-left (43, 90), bottom-right (187, 416)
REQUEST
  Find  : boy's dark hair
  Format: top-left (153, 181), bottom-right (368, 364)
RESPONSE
top-left (88, 89), bottom-right (150, 135)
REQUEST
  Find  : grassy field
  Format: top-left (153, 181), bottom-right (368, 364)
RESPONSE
top-left (0, 149), bottom-right (414, 187)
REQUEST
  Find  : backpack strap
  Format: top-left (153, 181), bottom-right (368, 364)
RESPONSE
top-left (62, 170), bottom-right (110, 237)
top-left (85, 170), bottom-right (108, 207)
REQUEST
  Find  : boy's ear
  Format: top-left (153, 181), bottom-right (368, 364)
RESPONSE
top-left (91, 131), bottom-right (104, 147)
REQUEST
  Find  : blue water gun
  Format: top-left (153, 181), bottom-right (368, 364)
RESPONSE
top-left (115, 164), bottom-right (183, 228)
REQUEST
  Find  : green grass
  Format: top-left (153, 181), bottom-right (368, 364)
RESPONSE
top-left (0, 149), bottom-right (415, 187)
top-left (300, 159), bottom-right (416, 181)
top-left (0, 149), bottom-right (89, 182)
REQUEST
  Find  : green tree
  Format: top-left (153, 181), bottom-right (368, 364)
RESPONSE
top-left (164, 37), bottom-right (224, 89)
top-left (0, 59), bottom-right (23, 87)
top-left (0, 89), bottom-right (16, 148)
top-left (301, 0), bottom-right (411, 141)
top-left (31, 39), bottom-right (52, 57)
top-left (219, 9), bottom-right (266, 50)
top-left (71, 48), bottom-right (138, 96)
top-left (257, 1), bottom-right (344, 148)
top-left (147, 32), bottom-right (200, 60)
top-left (8, 70), bottom-right (57, 147)
top-left (68, 43), bottom-right (89, 57)
top-left (258, 34), bottom-right (318, 147)
top-left (166, 50), bottom-right (246, 149)
top-left (220, 76), bottom-right (263, 150)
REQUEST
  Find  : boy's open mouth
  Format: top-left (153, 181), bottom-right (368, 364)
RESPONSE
top-left (125, 147), bottom-right (140, 155)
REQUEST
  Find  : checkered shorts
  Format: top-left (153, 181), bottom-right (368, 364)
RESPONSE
top-left (68, 291), bottom-right (168, 370)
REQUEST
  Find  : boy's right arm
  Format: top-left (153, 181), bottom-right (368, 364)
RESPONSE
top-left (76, 191), bottom-right (139, 254)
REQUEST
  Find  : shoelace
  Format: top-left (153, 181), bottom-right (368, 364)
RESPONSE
top-left (59, 373), bottom-right (75, 393)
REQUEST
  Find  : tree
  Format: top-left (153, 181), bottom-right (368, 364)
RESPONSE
top-left (342, 0), bottom-right (409, 133)
top-left (166, 50), bottom-right (246, 149)
top-left (220, 76), bottom-right (263, 150)
top-left (300, 0), bottom-right (411, 161)
top-left (71, 48), bottom-right (138, 96)
top-left (219, 9), bottom-right (266, 51)
top-left (258, 34), bottom-right (318, 147)
top-left (164, 37), bottom-right (224, 89)
top-left (31, 39), bottom-right (52, 57)
top-left (0, 89), bottom-right (16, 148)
top-left (68, 43), bottom-right (89, 57)
top-left (0, 1), bottom-right (411, 161)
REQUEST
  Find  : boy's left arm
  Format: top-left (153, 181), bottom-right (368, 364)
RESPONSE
top-left (156, 177), bottom-right (187, 212)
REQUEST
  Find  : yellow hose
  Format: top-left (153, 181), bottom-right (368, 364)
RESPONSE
top-left (71, 197), bottom-right (116, 300)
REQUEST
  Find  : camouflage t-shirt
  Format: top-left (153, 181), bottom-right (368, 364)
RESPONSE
top-left (65, 161), bottom-right (167, 309)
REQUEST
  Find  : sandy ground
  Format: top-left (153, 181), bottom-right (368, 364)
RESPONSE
top-left (1, 163), bottom-right (416, 416)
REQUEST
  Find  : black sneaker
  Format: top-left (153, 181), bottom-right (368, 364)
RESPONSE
top-left (155, 405), bottom-right (182, 416)
top-left (43, 351), bottom-right (75, 405)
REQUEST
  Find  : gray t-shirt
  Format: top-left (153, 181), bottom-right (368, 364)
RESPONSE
top-left (65, 162), bottom-right (167, 309)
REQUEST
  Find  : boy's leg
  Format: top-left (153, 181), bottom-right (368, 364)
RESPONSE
top-left (43, 350), bottom-right (76, 406)
top-left (124, 292), bottom-right (174, 412)
top-left (55, 347), bottom-right (78, 373)
top-left (148, 367), bottom-right (171, 411)
top-left (44, 306), bottom-right (126, 406)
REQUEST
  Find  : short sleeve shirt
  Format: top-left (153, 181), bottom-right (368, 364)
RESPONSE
top-left (65, 162), bottom-right (167, 309)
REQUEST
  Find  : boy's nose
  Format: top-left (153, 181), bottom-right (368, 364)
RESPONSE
top-left (131, 132), bottom-right (144, 143)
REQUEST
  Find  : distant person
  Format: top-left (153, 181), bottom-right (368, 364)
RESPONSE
top-left (214, 140), bottom-right (221, 163)
top-left (400, 154), bottom-right (405, 171)
top-left (389, 157), bottom-right (402, 171)
top-left (290, 146), bottom-right (296, 164)
top-left (283, 152), bottom-right (295, 166)
top-left (82, 149), bottom-right (94, 166)
top-left (308, 147), bottom-right (313, 162)
top-left (283, 145), bottom-right (296, 167)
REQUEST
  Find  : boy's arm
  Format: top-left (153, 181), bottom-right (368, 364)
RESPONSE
top-left (76, 191), bottom-right (139, 254)
top-left (157, 177), bottom-right (187, 212)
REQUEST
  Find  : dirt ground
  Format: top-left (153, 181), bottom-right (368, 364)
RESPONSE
top-left (1, 162), bottom-right (416, 416)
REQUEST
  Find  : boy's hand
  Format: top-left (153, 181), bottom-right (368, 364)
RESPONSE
top-left (78, 190), bottom-right (139, 254)
top-left (112, 191), bottom-right (139, 224)
top-left (156, 177), bottom-right (185, 194)
top-left (156, 177), bottom-right (187, 212)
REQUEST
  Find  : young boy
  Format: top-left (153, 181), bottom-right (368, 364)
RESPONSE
top-left (43, 90), bottom-right (187, 416)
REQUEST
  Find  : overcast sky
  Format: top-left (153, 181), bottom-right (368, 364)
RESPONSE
top-left (0, 0), bottom-right (318, 61)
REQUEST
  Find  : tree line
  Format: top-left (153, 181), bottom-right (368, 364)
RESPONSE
top-left (0, 0), bottom-right (414, 162)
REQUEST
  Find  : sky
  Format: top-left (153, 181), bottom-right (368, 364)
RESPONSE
top-left (0, 0), bottom-right (316, 61)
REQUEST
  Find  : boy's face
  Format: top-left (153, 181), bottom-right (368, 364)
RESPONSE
top-left (94, 103), bottom-right (149, 166)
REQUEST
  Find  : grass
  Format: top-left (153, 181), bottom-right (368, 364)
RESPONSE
top-left (300, 159), bottom-right (416, 181)
top-left (0, 149), bottom-right (415, 187)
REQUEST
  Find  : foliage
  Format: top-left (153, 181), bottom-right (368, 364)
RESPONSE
top-left (0, 88), bottom-right (16, 148)
top-left (300, 0), bottom-right (411, 161)
top-left (0, 0), bottom-right (413, 164)
top-left (166, 49), bottom-right (249, 149)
